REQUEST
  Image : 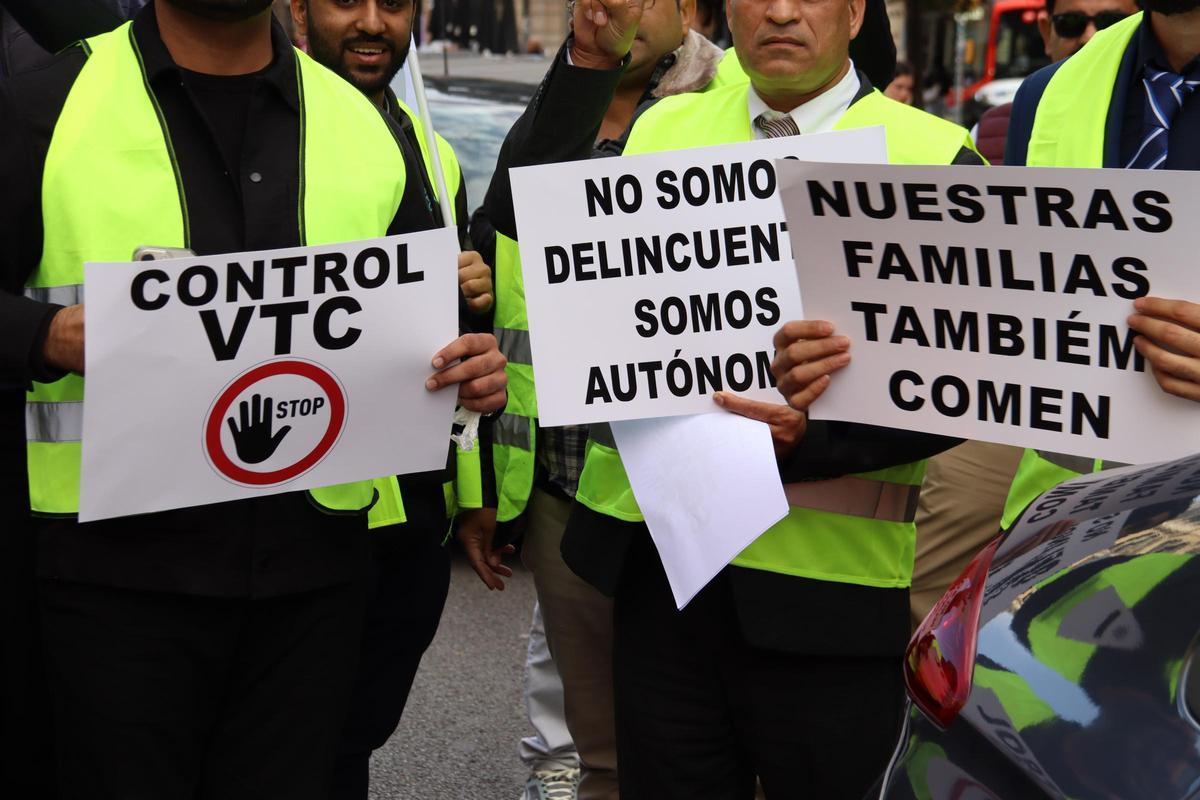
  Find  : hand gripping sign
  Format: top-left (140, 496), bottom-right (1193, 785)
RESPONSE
top-left (776, 161), bottom-right (1200, 465)
top-left (79, 230), bottom-right (459, 522)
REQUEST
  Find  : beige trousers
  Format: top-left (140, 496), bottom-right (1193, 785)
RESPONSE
top-left (521, 489), bottom-right (619, 800)
top-left (910, 441), bottom-right (1024, 628)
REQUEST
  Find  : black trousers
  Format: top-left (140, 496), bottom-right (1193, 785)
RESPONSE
top-left (612, 534), bottom-right (905, 800)
top-left (0, 403), bottom-right (54, 800)
top-left (1, 501), bottom-right (55, 800)
top-left (329, 523), bottom-right (451, 800)
top-left (40, 578), bottom-right (367, 800)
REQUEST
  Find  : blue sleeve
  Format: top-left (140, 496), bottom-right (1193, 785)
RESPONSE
top-left (1004, 60), bottom-right (1065, 167)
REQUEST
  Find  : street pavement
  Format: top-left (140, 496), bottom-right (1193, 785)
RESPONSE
top-left (369, 552), bottom-right (539, 799)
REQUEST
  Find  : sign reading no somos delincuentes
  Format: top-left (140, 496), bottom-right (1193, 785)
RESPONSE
top-left (509, 128), bottom-right (887, 427)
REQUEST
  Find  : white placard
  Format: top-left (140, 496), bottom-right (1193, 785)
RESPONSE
top-left (778, 161), bottom-right (1200, 465)
top-left (611, 414), bottom-right (789, 608)
top-left (79, 230), bottom-right (460, 521)
top-left (510, 127), bottom-right (888, 427)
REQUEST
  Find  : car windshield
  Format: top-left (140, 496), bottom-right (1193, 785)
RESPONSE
top-left (388, 74), bottom-right (531, 212)
top-left (424, 88), bottom-right (528, 208)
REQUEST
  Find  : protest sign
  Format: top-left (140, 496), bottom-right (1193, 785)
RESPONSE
top-left (778, 161), bottom-right (1200, 465)
top-left (509, 127), bottom-right (887, 427)
top-left (79, 230), bottom-right (460, 522)
top-left (610, 414), bottom-right (788, 608)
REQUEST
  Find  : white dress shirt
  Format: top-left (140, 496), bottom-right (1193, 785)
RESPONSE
top-left (747, 61), bottom-right (862, 138)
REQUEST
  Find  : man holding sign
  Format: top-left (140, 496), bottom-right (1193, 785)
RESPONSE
top-left (476, 0), bottom-right (907, 795)
top-left (995, 6), bottom-right (1200, 526)
top-left (0, 1), bottom-right (505, 797)
top-left (287, 2), bottom-right (503, 796)
top-left (528, 0), bottom-right (977, 796)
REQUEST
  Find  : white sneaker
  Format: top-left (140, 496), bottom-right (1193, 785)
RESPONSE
top-left (521, 766), bottom-right (580, 800)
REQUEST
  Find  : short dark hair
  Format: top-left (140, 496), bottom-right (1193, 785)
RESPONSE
top-left (893, 60), bottom-right (914, 78)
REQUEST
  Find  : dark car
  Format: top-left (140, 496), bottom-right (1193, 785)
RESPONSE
top-left (875, 454), bottom-right (1200, 799)
top-left (389, 73), bottom-right (532, 210)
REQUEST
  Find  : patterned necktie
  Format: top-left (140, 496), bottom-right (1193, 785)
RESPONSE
top-left (1126, 62), bottom-right (1200, 170)
top-left (755, 111), bottom-right (801, 139)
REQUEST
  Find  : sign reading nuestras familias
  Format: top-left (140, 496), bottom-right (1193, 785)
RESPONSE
top-left (509, 127), bottom-right (887, 427)
top-left (777, 160), bottom-right (1200, 465)
top-left (79, 230), bottom-right (459, 522)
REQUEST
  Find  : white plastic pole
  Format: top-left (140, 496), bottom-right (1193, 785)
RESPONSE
top-left (406, 42), bottom-right (453, 227)
top-left (406, 42), bottom-right (483, 450)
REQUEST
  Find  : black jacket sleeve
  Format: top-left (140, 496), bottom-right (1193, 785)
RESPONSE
top-left (0, 88), bottom-right (62, 389)
top-left (468, 205), bottom-right (497, 269)
top-left (0, 0), bottom-right (139, 52)
top-left (778, 422), bottom-right (961, 482)
top-left (456, 178), bottom-right (494, 334)
top-left (475, 38), bottom-right (625, 241)
top-left (0, 51), bottom-right (84, 388)
top-left (454, 177), bottom-right (470, 249)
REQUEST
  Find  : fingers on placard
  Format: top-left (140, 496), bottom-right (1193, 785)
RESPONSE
top-left (1136, 335), bottom-right (1200, 380)
top-left (1150, 365), bottom-right (1200, 402)
top-left (785, 374), bottom-right (831, 412)
top-left (773, 320), bottom-right (834, 351)
top-left (468, 293), bottom-right (494, 310)
top-left (459, 371), bottom-right (508, 401)
top-left (460, 390), bottom-right (508, 414)
top-left (434, 358), bottom-right (491, 391)
top-left (1137, 297), bottom-right (1200, 328)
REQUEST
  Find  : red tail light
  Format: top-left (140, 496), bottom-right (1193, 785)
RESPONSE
top-left (904, 536), bottom-right (1002, 729)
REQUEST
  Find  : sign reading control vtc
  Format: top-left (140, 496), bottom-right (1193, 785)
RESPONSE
top-left (204, 359), bottom-right (347, 487)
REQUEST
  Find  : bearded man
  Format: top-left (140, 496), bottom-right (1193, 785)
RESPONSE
top-left (0, 2), bottom-right (506, 798)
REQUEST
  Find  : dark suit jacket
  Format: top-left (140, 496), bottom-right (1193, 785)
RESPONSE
top-left (1005, 28), bottom-right (1141, 168)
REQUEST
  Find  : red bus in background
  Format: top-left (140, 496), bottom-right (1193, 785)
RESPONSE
top-left (924, 0), bottom-right (1050, 124)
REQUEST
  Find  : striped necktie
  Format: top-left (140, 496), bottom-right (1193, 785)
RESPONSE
top-left (755, 111), bottom-right (801, 139)
top-left (1126, 62), bottom-right (1200, 170)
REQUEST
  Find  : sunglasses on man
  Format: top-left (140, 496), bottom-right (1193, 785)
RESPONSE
top-left (1051, 10), bottom-right (1130, 38)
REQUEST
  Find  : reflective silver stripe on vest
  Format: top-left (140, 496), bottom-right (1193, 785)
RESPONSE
top-left (783, 476), bottom-right (920, 523)
top-left (1035, 450), bottom-right (1096, 474)
top-left (588, 422), bottom-right (616, 449)
top-left (26, 401), bottom-right (83, 443)
top-left (494, 412), bottom-right (532, 449)
top-left (495, 327), bottom-right (532, 365)
top-left (24, 284), bottom-right (84, 306)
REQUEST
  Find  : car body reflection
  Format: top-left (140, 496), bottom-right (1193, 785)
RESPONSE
top-left (877, 454), bottom-right (1200, 800)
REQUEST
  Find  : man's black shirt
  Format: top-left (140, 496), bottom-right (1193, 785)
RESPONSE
top-left (0, 4), bottom-right (444, 597)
